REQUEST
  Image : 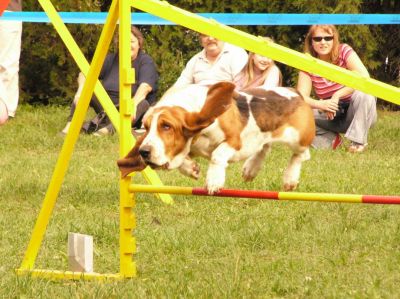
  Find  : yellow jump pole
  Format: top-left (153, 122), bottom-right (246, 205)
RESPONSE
top-left (128, 184), bottom-right (400, 205)
top-left (131, 0), bottom-right (399, 105)
top-left (18, 0), bottom-right (118, 271)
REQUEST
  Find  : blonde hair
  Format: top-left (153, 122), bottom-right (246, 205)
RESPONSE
top-left (241, 37), bottom-right (282, 89)
top-left (304, 25), bottom-right (340, 64)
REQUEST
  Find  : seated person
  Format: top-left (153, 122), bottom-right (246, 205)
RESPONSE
top-left (62, 25), bottom-right (158, 135)
top-left (297, 25), bottom-right (377, 152)
top-left (234, 37), bottom-right (282, 91)
top-left (171, 33), bottom-right (248, 90)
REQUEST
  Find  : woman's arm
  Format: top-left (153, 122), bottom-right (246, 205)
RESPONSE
top-left (346, 51), bottom-right (370, 77)
top-left (72, 72), bottom-right (86, 104)
top-left (329, 51), bottom-right (370, 100)
top-left (132, 82), bottom-right (152, 105)
top-left (297, 71), bottom-right (338, 112)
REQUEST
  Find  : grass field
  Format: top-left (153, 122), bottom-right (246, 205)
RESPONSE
top-left (0, 104), bottom-right (400, 298)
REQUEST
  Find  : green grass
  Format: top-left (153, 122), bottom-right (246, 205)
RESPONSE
top-left (1, 104), bottom-right (400, 298)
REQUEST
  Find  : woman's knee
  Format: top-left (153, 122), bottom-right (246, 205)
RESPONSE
top-left (352, 90), bottom-right (376, 108)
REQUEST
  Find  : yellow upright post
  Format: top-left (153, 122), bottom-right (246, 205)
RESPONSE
top-left (119, 0), bottom-right (136, 277)
top-left (18, 0), bottom-right (118, 272)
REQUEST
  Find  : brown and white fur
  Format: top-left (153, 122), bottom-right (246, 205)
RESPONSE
top-left (117, 82), bottom-right (315, 193)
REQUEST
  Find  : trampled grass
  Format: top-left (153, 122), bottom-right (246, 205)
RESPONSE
top-left (0, 105), bottom-right (400, 298)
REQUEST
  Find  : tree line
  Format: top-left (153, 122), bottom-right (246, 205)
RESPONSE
top-left (20, 0), bottom-right (399, 109)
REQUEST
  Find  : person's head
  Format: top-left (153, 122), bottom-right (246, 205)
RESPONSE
top-left (114, 25), bottom-right (144, 60)
top-left (250, 37), bottom-right (275, 72)
top-left (242, 37), bottom-right (281, 88)
top-left (304, 25), bottom-right (340, 63)
top-left (199, 34), bottom-right (224, 59)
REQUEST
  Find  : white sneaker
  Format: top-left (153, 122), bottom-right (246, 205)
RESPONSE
top-left (93, 125), bottom-right (113, 136)
top-left (61, 122), bottom-right (71, 134)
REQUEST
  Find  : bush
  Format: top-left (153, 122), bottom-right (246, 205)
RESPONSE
top-left (20, 0), bottom-right (399, 108)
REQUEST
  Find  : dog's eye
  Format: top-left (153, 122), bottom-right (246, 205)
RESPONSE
top-left (161, 122), bottom-right (171, 131)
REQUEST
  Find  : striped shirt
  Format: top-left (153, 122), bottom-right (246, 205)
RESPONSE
top-left (303, 43), bottom-right (354, 101)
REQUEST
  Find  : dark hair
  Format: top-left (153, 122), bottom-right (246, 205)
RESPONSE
top-left (114, 25), bottom-right (144, 50)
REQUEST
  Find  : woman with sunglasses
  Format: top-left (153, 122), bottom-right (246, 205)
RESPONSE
top-left (297, 25), bottom-right (377, 153)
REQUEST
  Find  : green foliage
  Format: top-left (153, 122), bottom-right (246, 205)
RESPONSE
top-left (141, 25), bottom-right (200, 95)
top-left (19, 0), bottom-right (399, 107)
top-left (21, 0), bottom-right (103, 105)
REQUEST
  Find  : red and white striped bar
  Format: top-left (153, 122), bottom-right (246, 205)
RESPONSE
top-left (128, 184), bottom-right (400, 205)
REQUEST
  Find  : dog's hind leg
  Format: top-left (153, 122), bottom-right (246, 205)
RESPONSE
top-left (179, 156), bottom-right (200, 179)
top-left (283, 153), bottom-right (302, 191)
top-left (283, 146), bottom-right (311, 191)
top-left (242, 143), bottom-right (271, 181)
top-left (299, 148), bottom-right (311, 161)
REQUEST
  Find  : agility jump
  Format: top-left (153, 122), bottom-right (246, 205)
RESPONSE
top-left (15, 0), bottom-right (400, 281)
top-left (129, 185), bottom-right (400, 205)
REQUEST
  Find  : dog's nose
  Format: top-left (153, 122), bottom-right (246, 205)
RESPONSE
top-left (139, 146), bottom-right (151, 159)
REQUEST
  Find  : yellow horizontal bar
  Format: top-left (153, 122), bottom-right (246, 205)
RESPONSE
top-left (279, 192), bottom-right (362, 203)
top-left (128, 184), bottom-right (193, 195)
top-left (16, 269), bottom-right (126, 281)
top-left (131, 0), bottom-right (399, 105)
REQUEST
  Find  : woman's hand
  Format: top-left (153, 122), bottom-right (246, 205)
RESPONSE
top-left (319, 98), bottom-right (339, 113)
top-left (325, 111), bottom-right (335, 120)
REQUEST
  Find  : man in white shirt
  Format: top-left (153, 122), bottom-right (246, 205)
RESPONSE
top-left (173, 34), bottom-right (248, 89)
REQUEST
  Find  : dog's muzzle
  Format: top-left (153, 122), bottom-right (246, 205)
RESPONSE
top-left (138, 145), bottom-right (169, 169)
top-left (139, 146), bottom-right (151, 160)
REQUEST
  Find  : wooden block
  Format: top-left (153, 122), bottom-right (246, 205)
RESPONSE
top-left (68, 232), bottom-right (93, 273)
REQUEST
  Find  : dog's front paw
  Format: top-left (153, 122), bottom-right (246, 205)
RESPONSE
top-left (206, 174), bottom-right (225, 194)
top-left (190, 162), bottom-right (201, 179)
top-left (179, 159), bottom-right (200, 179)
top-left (205, 182), bottom-right (223, 194)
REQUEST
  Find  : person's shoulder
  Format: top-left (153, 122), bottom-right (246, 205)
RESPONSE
top-left (191, 49), bottom-right (206, 59)
top-left (103, 53), bottom-right (117, 68)
top-left (340, 43), bottom-right (355, 53)
top-left (105, 52), bottom-right (117, 59)
top-left (104, 52), bottom-right (117, 63)
top-left (137, 51), bottom-right (155, 62)
top-left (339, 43), bottom-right (355, 60)
top-left (184, 50), bottom-right (205, 66)
top-left (270, 64), bottom-right (281, 73)
top-left (224, 43), bottom-right (247, 54)
top-left (299, 70), bottom-right (311, 77)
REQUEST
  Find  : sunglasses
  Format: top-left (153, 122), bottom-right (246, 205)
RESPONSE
top-left (312, 36), bottom-right (334, 42)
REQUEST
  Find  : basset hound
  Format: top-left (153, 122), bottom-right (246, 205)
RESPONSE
top-left (117, 82), bottom-right (315, 193)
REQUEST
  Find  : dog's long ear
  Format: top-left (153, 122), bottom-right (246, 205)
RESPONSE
top-left (184, 82), bottom-right (235, 134)
top-left (117, 135), bottom-right (147, 178)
